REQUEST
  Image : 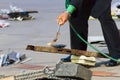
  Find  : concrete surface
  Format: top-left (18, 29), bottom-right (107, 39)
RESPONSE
top-left (0, 0), bottom-right (120, 80)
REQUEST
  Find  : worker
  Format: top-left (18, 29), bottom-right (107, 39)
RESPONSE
top-left (57, 0), bottom-right (120, 66)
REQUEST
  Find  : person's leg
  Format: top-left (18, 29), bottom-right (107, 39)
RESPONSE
top-left (98, 5), bottom-right (120, 66)
top-left (70, 0), bottom-right (96, 50)
top-left (61, 0), bottom-right (96, 62)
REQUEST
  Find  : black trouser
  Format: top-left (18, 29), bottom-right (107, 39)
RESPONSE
top-left (69, 0), bottom-right (96, 50)
top-left (98, 4), bottom-right (120, 59)
top-left (69, 0), bottom-right (120, 59)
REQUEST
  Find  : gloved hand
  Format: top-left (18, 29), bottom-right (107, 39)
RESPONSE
top-left (57, 11), bottom-right (70, 26)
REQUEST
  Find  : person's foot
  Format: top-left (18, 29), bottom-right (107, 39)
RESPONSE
top-left (61, 55), bottom-right (71, 62)
top-left (105, 60), bottom-right (118, 67)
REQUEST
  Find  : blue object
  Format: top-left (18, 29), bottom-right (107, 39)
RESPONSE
top-left (61, 55), bottom-right (71, 62)
top-left (52, 44), bottom-right (66, 48)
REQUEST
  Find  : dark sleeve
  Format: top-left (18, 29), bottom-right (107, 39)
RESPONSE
top-left (70, 0), bottom-right (83, 9)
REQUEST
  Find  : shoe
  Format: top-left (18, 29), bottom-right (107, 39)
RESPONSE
top-left (105, 60), bottom-right (118, 67)
top-left (61, 55), bottom-right (71, 62)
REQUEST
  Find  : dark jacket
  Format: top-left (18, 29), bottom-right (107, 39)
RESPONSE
top-left (91, 0), bottom-right (112, 18)
top-left (66, 0), bottom-right (112, 18)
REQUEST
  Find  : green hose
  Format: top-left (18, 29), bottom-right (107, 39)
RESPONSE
top-left (65, 0), bottom-right (120, 62)
top-left (70, 24), bottom-right (120, 62)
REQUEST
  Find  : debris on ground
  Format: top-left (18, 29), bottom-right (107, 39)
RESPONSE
top-left (71, 55), bottom-right (96, 66)
top-left (0, 51), bottom-right (28, 67)
top-left (111, 1), bottom-right (120, 18)
top-left (0, 20), bottom-right (10, 28)
top-left (0, 4), bottom-right (38, 21)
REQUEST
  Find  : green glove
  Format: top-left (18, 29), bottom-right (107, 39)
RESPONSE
top-left (67, 5), bottom-right (76, 14)
top-left (65, 0), bottom-right (76, 14)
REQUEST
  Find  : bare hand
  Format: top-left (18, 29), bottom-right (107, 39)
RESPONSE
top-left (57, 11), bottom-right (70, 26)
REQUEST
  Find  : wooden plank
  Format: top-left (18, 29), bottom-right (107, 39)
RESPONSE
top-left (26, 45), bottom-right (107, 58)
top-left (0, 76), bottom-right (15, 80)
